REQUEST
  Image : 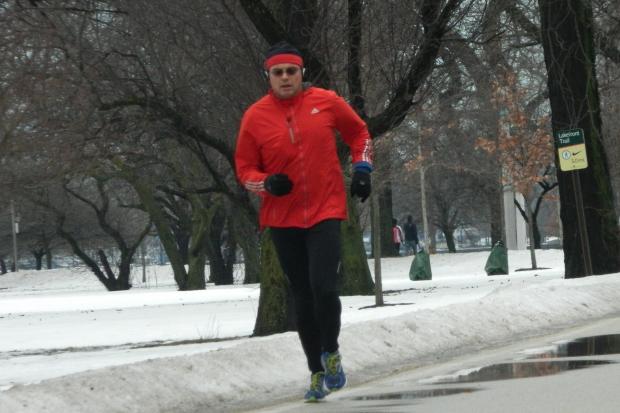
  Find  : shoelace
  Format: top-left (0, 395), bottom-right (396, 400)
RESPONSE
top-left (310, 373), bottom-right (324, 391)
top-left (325, 354), bottom-right (341, 374)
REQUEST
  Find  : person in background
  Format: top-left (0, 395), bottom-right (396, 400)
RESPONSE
top-left (403, 215), bottom-right (419, 255)
top-left (234, 41), bottom-right (373, 402)
top-left (392, 218), bottom-right (405, 256)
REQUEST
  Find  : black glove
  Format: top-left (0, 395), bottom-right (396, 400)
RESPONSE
top-left (264, 174), bottom-right (293, 196)
top-left (350, 170), bottom-right (371, 202)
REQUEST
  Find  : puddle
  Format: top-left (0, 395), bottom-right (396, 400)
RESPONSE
top-left (421, 360), bottom-right (613, 384)
top-left (524, 334), bottom-right (620, 358)
top-left (350, 387), bottom-right (479, 401)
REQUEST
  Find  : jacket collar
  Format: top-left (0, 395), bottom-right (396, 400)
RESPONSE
top-left (268, 85), bottom-right (311, 107)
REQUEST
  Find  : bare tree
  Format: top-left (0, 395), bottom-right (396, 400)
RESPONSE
top-left (5, 0), bottom-right (263, 289)
top-left (538, 0), bottom-right (620, 277)
top-left (28, 176), bottom-right (151, 290)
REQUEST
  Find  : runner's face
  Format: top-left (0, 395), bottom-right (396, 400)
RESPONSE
top-left (268, 64), bottom-right (303, 99)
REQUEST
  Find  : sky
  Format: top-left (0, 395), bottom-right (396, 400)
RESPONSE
top-left (1, 249), bottom-right (620, 412)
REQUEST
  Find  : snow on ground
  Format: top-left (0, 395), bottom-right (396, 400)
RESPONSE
top-left (1, 249), bottom-right (620, 412)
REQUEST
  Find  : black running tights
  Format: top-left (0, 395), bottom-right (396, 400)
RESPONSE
top-left (270, 219), bottom-right (342, 373)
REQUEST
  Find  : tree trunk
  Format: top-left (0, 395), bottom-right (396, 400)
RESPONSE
top-left (515, 197), bottom-right (544, 249)
top-left (185, 197), bottom-right (210, 290)
top-left (489, 184), bottom-right (503, 245)
top-left (206, 205), bottom-right (233, 286)
top-left (117, 256), bottom-right (133, 290)
top-left (538, 0), bottom-right (620, 277)
top-left (379, 183), bottom-right (397, 257)
top-left (340, 197), bottom-right (374, 295)
top-left (224, 215), bottom-right (237, 280)
top-left (131, 179), bottom-right (190, 289)
top-left (174, 232), bottom-right (190, 265)
top-left (33, 249), bottom-right (45, 270)
top-left (45, 249), bottom-right (52, 269)
top-left (532, 218), bottom-right (541, 249)
top-left (187, 252), bottom-right (207, 290)
top-left (428, 223), bottom-right (437, 253)
top-left (444, 230), bottom-right (456, 253)
top-left (525, 196), bottom-right (538, 269)
top-left (253, 230), bottom-right (295, 336)
top-left (97, 249), bottom-right (132, 291)
top-left (235, 209), bottom-right (260, 284)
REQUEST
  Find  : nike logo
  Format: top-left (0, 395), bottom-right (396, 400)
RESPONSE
top-left (310, 107), bottom-right (320, 115)
top-left (572, 151), bottom-right (581, 156)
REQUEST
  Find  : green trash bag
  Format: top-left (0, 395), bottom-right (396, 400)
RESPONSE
top-left (409, 248), bottom-right (432, 281)
top-left (485, 241), bottom-right (508, 275)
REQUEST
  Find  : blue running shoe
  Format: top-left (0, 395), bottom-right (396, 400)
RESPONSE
top-left (304, 372), bottom-right (329, 402)
top-left (321, 351), bottom-right (346, 390)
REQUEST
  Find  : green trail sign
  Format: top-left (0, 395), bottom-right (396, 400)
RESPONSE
top-left (555, 128), bottom-right (588, 171)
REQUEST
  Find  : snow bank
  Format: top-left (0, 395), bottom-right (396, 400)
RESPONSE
top-left (1, 273), bottom-right (620, 412)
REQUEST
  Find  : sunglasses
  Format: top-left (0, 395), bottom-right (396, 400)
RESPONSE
top-left (269, 67), bottom-right (300, 77)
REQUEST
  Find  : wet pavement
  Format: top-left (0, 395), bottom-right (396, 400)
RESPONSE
top-left (252, 316), bottom-right (620, 412)
top-left (419, 359), bottom-right (613, 384)
top-left (523, 334), bottom-right (620, 359)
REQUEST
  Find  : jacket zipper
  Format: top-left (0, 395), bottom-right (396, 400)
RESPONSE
top-left (286, 109), bottom-right (307, 224)
top-left (286, 114), bottom-right (295, 144)
top-left (288, 122), bottom-right (295, 143)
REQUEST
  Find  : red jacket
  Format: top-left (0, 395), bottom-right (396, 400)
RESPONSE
top-left (235, 86), bottom-right (372, 229)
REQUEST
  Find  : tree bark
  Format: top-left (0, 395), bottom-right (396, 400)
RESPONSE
top-left (184, 196), bottom-right (210, 290)
top-left (253, 230), bottom-right (295, 336)
top-left (525, 197), bottom-right (538, 269)
top-left (340, 197), bottom-right (374, 295)
top-left (117, 255), bottom-right (133, 290)
top-left (232, 205), bottom-right (260, 284)
top-left (98, 249), bottom-right (132, 291)
top-left (224, 215), bottom-right (237, 280)
top-left (428, 222), bottom-right (437, 253)
top-left (205, 204), bottom-right (233, 286)
top-left (379, 184), bottom-right (397, 257)
top-left (45, 248), bottom-right (52, 269)
top-left (33, 249), bottom-right (45, 270)
top-left (131, 179), bottom-right (191, 289)
top-left (487, 175), bottom-right (504, 246)
top-left (444, 230), bottom-right (456, 253)
top-left (538, 0), bottom-right (620, 277)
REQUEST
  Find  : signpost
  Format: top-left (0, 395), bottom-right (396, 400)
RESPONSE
top-left (554, 128), bottom-right (593, 276)
top-left (10, 200), bottom-right (19, 272)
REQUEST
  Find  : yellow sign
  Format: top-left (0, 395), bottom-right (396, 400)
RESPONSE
top-left (558, 143), bottom-right (588, 171)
